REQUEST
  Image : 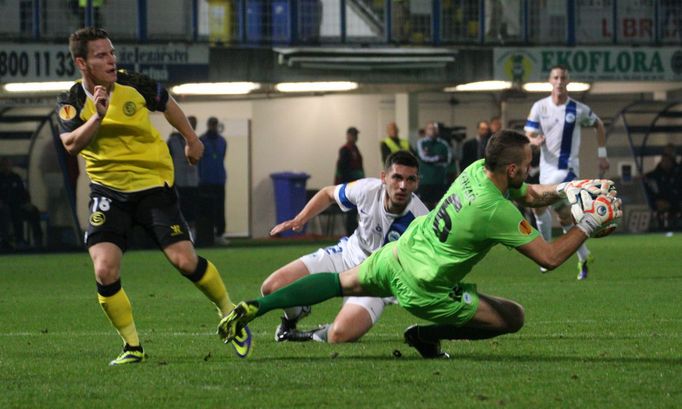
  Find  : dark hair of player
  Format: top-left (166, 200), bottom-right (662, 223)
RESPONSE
top-left (384, 150), bottom-right (419, 171)
top-left (484, 129), bottom-right (529, 172)
top-left (548, 64), bottom-right (569, 74)
top-left (69, 27), bottom-right (110, 60)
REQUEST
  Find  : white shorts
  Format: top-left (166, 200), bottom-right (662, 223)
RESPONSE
top-left (539, 167), bottom-right (578, 210)
top-left (539, 166), bottom-right (577, 185)
top-left (300, 239), bottom-right (357, 273)
top-left (300, 239), bottom-right (396, 324)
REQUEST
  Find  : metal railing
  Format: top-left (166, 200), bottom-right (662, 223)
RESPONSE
top-left (1, 0), bottom-right (680, 46)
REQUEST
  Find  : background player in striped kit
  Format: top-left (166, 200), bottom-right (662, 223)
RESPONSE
top-left (524, 65), bottom-right (609, 280)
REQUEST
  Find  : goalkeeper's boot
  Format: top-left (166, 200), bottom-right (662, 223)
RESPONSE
top-left (229, 324), bottom-right (253, 358)
top-left (109, 344), bottom-right (146, 366)
top-left (577, 254), bottom-right (595, 280)
top-left (404, 325), bottom-right (450, 359)
top-left (217, 301), bottom-right (259, 344)
top-left (275, 306), bottom-right (311, 342)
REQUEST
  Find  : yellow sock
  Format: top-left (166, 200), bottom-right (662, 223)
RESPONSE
top-left (195, 260), bottom-right (233, 316)
top-left (97, 288), bottom-right (140, 347)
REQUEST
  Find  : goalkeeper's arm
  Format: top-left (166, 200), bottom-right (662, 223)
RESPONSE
top-left (514, 183), bottom-right (563, 208)
top-left (515, 179), bottom-right (617, 208)
top-left (516, 228), bottom-right (588, 271)
top-left (516, 193), bottom-right (622, 271)
top-left (516, 188), bottom-right (622, 270)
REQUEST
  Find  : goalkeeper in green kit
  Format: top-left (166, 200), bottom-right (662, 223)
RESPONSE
top-left (219, 130), bottom-right (622, 358)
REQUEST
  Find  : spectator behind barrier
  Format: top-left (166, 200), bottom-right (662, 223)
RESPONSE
top-left (0, 158), bottom-right (43, 249)
top-left (198, 117), bottom-right (228, 243)
top-left (335, 126), bottom-right (365, 235)
top-left (645, 152), bottom-right (682, 231)
top-left (168, 115), bottom-right (200, 237)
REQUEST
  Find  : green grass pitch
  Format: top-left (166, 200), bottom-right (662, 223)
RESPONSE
top-left (1, 234), bottom-right (680, 408)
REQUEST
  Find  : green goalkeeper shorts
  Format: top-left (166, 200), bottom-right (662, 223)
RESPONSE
top-left (358, 242), bottom-right (479, 326)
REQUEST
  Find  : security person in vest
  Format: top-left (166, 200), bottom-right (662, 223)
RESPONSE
top-left (380, 121), bottom-right (411, 164)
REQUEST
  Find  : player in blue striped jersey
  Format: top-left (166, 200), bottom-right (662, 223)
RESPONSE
top-left (524, 65), bottom-right (610, 279)
top-left (262, 151), bottom-right (428, 343)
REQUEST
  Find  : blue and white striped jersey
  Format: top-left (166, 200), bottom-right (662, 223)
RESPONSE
top-left (525, 96), bottom-right (599, 182)
top-left (333, 178), bottom-right (429, 266)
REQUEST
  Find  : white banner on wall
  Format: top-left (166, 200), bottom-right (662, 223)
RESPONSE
top-left (494, 47), bottom-right (682, 82)
top-left (0, 45), bottom-right (77, 82)
top-left (0, 43), bottom-right (209, 83)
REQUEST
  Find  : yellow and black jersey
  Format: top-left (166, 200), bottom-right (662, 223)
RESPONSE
top-left (56, 70), bottom-right (174, 192)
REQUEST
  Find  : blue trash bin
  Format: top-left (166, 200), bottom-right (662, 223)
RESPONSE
top-left (271, 172), bottom-right (310, 237)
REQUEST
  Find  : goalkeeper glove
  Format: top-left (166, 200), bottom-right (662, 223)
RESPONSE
top-left (557, 179), bottom-right (616, 204)
top-left (574, 191), bottom-right (623, 238)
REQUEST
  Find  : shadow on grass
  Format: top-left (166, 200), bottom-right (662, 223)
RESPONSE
top-left (234, 353), bottom-right (682, 365)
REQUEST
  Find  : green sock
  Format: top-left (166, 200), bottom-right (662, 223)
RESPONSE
top-left (253, 273), bottom-right (342, 317)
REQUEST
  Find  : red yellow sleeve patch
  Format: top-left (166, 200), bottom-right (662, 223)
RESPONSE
top-left (58, 104), bottom-right (77, 121)
top-left (519, 219), bottom-right (532, 235)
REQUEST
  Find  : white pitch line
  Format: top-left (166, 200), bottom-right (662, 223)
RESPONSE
top-left (0, 331), bottom-right (213, 337)
top-left (1, 329), bottom-right (680, 339)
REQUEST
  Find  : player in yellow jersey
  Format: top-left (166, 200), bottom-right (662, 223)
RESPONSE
top-left (56, 27), bottom-right (252, 365)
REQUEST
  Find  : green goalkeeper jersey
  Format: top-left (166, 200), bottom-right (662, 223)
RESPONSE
top-left (396, 159), bottom-right (539, 294)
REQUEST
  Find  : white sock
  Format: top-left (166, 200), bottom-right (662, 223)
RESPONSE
top-left (577, 244), bottom-right (590, 262)
top-left (535, 209), bottom-right (553, 241)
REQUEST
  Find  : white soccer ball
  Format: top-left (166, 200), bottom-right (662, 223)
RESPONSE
top-left (570, 190), bottom-right (621, 238)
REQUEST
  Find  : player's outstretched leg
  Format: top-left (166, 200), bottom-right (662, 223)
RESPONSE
top-left (168, 244), bottom-right (254, 358)
top-left (218, 272), bottom-right (344, 355)
top-left (261, 260), bottom-right (314, 342)
top-left (186, 256), bottom-right (254, 356)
